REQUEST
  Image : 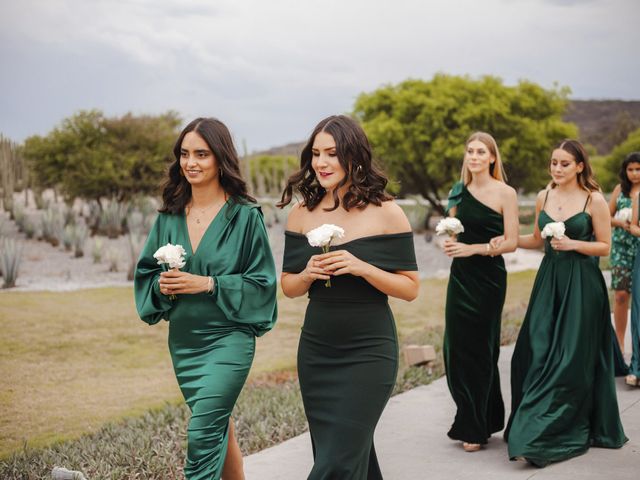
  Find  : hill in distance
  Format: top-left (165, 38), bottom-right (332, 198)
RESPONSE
top-left (253, 100), bottom-right (640, 158)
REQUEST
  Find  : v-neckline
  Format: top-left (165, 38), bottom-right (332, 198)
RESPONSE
top-left (183, 200), bottom-right (229, 256)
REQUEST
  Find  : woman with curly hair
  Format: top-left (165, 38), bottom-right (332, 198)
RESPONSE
top-left (279, 115), bottom-right (419, 479)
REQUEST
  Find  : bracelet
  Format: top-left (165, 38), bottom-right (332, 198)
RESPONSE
top-left (207, 276), bottom-right (214, 294)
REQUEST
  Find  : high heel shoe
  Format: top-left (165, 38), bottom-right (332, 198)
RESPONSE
top-left (462, 442), bottom-right (481, 452)
top-left (625, 374), bottom-right (640, 387)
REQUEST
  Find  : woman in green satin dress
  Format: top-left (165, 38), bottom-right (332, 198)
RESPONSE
top-left (278, 115), bottom-right (420, 479)
top-left (500, 140), bottom-right (627, 467)
top-left (134, 118), bottom-right (277, 480)
top-left (443, 132), bottom-right (519, 453)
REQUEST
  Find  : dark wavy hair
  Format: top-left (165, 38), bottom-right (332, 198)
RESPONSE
top-left (159, 118), bottom-right (255, 214)
top-left (549, 139), bottom-right (601, 192)
top-left (619, 152), bottom-right (640, 197)
top-left (277, 115), bottom-right (392, 211)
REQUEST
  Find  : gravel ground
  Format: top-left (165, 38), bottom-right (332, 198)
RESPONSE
top-left (0, 211), bottom-right (544, 293)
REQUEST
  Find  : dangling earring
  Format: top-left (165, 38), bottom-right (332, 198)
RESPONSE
top-left (219, 168), bottom-right (224, 179)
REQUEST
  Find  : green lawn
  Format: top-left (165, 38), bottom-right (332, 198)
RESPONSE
top-left (0, 272), bottom-right (537, 459)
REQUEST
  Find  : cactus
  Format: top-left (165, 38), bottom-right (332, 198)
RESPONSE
top-left (92, 237), bottom-right (104, 264)
top-left (0, 237), bottom-right (24, 288)
top-left (73, 223), bottom-right (88, 258)
top-left (99, 199), bottom-right (129, 238)
top-left (0, 135), bottom-right (17, 216)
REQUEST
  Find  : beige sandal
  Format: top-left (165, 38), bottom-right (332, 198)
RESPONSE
top-left (625, 374), bottom-right (640, 387)
top-left (462, 442), bottom-right (481, 452)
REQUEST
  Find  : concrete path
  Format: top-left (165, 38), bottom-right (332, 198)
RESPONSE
top-left (245, 334), bottom-right (639, 479)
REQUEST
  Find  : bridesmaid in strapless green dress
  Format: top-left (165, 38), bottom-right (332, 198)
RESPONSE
top-left (134, 118), bottom-right (277, 480)
top-left (279, 115), bottom-right (420, 479)
top-left (504, 140), bottom-right (627, 467)
top-left (442, 132), bottom-right (519, 452)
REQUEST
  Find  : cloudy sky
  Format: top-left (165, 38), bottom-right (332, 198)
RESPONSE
top-left (0, 0), bottom-right (638, 151)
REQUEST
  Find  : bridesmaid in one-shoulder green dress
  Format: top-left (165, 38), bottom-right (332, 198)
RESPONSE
top-left (279, 115), bottom-right (420, 479)
top-left (134, 118), bottom-right (277, 480)
top-left (443, 132), bottom-right (519, 452)
top-left (504, 140), bottom-right (627, 467)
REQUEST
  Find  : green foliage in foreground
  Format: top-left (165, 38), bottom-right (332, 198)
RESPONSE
top-left (353, 74), bottom-right (577, 213)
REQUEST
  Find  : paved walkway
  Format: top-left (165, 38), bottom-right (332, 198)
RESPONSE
top-left (245, 333), bottom-right (639, 479)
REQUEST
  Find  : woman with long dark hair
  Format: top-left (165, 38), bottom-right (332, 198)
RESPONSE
top-left (443, 132), bottom-right (519, 452)
top-left (279, 115), bottom-right (419, 479)
top-left (609, 152), bottom-right (640, 354)
top-left (501, 140), bottom-right (627, 466)
top-left (134, 118), bottom-right (277, 479)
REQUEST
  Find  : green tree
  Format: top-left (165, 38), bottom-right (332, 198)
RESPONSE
top-left (600, 127), bottom-right (640, 192)
top-left (23, 110), bottom-right (181, 206)
top-left (353, 74), bottom-right (577, 213)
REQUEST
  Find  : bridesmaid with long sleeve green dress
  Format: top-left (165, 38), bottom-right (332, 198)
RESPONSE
top-left (279, 115), bottom-right (420, 479)
top-left (443, 132), bottom-right (519, 453)
top-left (502, 140), bottom-right (627, 467)
top-left (134, 118), bottom-right (277, 480)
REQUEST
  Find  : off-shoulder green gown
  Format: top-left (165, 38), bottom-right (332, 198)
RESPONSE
top-left (444, 182), bottom-right (506, 445)
top-left (283, 231), bottom-right (417, 480)
top-left (505, 195), bottom-right (627, 467)
top-left (134, 200), bottom-right (277, 480)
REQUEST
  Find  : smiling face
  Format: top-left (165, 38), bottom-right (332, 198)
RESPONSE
top-left (549, 148), bottom-right (583, 186)
top-left (311, 131), bottom-right (347, 191)
top-left (464, 139), bottom-right (495, 175)
top-left (179, 131), bottom-right (219, 187)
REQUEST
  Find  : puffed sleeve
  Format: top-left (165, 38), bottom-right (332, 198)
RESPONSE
top-left (134, 214), bottom-right (173, 325)
top-left (211, 207), bottom-right (277, 337)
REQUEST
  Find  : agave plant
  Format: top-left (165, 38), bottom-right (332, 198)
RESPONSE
top-left (0, 237), bottom-right (24, 288)
top-left (126, 232), bottom-right (146, 281)
top-left (73, 223), bottom-right (88, 258)
top-left (41, 207), bottom-right (65, 246)
top-left (92, 237), bottom-right (104, 264)
top-left (99, 199), bottom-right (129, 238)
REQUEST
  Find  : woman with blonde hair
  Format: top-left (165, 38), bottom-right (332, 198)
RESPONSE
top-left (443, 131), bottom-right (519, 452)
top-left (499, 139), bottom-right (627, 466)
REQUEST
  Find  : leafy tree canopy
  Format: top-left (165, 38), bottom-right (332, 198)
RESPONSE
top-left (23, 110), bottom-right (181, 204)
top-left (600, 127), bottom-right (640, 192)
top-left (353, 74), bottom-right (577, 212)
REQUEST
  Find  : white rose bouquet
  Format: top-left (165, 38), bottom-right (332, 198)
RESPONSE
top-left (541, 221), bottom-right (566, 240)
top-left (435, 217), bottom-right (464, 237)
top-left (615, 207), bottom-right (632, 224)
top-left (153, 243), bottom-right (187, 299)
top-left (306, 224), bottom-right (345, 287)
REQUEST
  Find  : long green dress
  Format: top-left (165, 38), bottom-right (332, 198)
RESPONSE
top-left (505, 193), bottom-right (627, 467)
top-left (630, 242), bottom-right (640, 378)
top-left (443, 182), bottom-right (506, 444)
top-left (134, 200), bottom-right (277, 480)
top-left (283, 230), bottom-right (417, 480)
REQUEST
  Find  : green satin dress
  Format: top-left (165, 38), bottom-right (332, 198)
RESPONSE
top-left (134, 200), bottom-right (277, 480)
top-left (505, 194), bottom-right (627, 467)
top-left (631, 242), bottom-right (640, 378)
top-left (283, 231), bottom-right (417, 480)
top-left (443, 182), bottom-right (506, 444)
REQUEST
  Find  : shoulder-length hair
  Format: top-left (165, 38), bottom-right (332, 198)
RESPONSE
top-left (460, 131), bottom-right (507, 185)
top-left (619, 152), bottom-right (640, 197)
top-left (159, 117), bottom-right (255, 214)
top-left (549, 139), bottom-right (600, 192)
top-left (277, 115), bottom-right (392, 211)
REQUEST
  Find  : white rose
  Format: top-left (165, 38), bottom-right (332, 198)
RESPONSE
top-left (615, 207), bottom-right (632, 223)
top-left (153, 243), bottom-right (187, 269)
top-left (435, 217), bottom-right (464, 236)
top-left (541, 222), bottom-right (565, 240)
top-left (306, 224), bottom-right (345, 248)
